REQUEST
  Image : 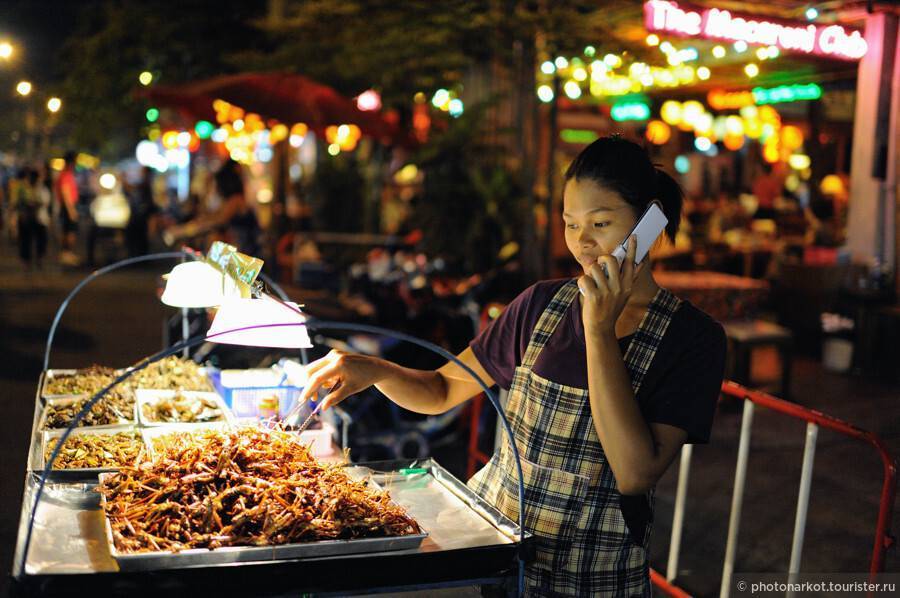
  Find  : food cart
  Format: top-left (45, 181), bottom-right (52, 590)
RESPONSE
top-left (11, 252), bottom-right (531, 597)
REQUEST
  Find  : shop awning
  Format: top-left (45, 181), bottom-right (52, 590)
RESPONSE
top-left (139, 72), bottom-right (394, 139)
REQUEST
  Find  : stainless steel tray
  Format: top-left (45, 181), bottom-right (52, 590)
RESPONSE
top-left (135, 389), bottom-right (234, 427)
top-left (16, 457), bottom-right (523, 578)
top-left (140, 421), bottom-right (233, 457)
top-left (40, 368), bottom-right (129, 402)
top-left (38, 395), bottom-right (137, 432)
top-left (37, 426), bottom-right (145, 481)
top-left (124, 364), bottom-right (213, 392)
top-left (41, 369), bottom-right (88, 401)
top-left (97, 471), bottom-right (428, 571)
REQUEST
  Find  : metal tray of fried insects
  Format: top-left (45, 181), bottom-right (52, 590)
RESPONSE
top-left (38, 395), bottom-right (137, 433)
top-left (36, 426), bottom-right (146, 482)
top-left (98, 471), bottom-right (428, 571)
top-left (40, 368), bottom-right (130, 403)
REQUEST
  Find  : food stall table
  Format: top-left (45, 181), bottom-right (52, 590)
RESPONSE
top-left (12, 377), bottom-right (530, 597)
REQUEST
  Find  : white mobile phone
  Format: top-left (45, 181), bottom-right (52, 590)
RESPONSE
top-left (612, 200), bottom-right (667, 268)
top-left (591, 201), bottom-right (668, 285)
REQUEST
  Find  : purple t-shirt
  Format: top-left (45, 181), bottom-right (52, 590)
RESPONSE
top-left (470, 278), bottom-right (726, 444)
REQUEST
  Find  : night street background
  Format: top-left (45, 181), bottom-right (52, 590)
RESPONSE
top-left (1, 241), bottom-right (898, 596)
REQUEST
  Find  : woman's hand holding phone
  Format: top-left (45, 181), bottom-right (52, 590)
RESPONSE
top-left (577, 235), bottom-right (644, 338)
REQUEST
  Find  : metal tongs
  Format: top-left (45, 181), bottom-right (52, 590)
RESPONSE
top-left (288, 401), bottom-right (325, 434)
top-left (284, 382), bottom-right (339, 434)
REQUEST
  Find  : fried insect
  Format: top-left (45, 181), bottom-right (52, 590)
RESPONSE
top-left (99, 427), bottom-right (420, 554)
top-left (43, 358), bottom-right (208, 425)
top-left (148, 429), bottom-right (216, 454)
top-left (127, 356), bottom-right (212, 392)
top-left (44, 432), bottom-right (144, 469)
top-left (43, 366), bottom-right (135, 427)
top-left (45, 365), bottom-right (118, 395)
top-left (43, 395), bottom-right (135, 429)
top-left (141, 394), bottom-right (225, 424)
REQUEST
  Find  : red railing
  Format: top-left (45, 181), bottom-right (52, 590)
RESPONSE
top-left (650, 380), bottom-right (897, 597)
top-left (651, 568), bottom-right (694, 597)
top-left (717, 380), bottom-right (897, 577)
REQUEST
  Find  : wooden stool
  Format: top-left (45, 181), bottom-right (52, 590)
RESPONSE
top-left (724, 320), bottom-right (793, 400)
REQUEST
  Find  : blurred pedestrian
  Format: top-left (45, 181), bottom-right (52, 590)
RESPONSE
top-left (38, 161), bottom-right (56, 247)
top-left (751, 162), bottom-right (783, 220)
top-left (12, 167), bottom-right (50, 269)
top-left (0, 163), bottom-right (8, 240)
top-left (54, 151), bottom-right (80, 265)
top-left (164, 159), bottom-right (259, 254)
top-left (126, 166), bottom-right (156, 257)
top-left (806, 194), bottom-right (840, 247)
top-left (709, 191), bottom-right (749, 242)
top-left (8, 168), bottom-right (26, 243)
top-left (79, 165), bottom-right (99, 266)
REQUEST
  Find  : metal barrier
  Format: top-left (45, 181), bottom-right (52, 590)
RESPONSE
top-left (651, 380), bottom-right (898, 597)
top-left (651, 568), bottom-right (693, 598)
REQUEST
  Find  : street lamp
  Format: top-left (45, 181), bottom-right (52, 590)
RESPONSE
top-left (16, 80), bottom-right (32, 96)
top-left (0, 42), bottom-right (12, 60)
top-left (47, 97), bottom-right (61, 113)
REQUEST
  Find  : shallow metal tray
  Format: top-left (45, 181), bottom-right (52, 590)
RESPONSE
top-left (135, 389), bottom-right (234, 427)
top-left (140, 421), bottom-right (233, 457)
top-left (38, 395), bottom-right (137, 432)
top-left (40, 369), bottom-right (89, 402)
top-left (97, 470), bottom-right (428, 571)
top-left (37, 426), bottom-right (145, 481)
top-left (40, 368), bottom-right (130, 402)
top-left (124, 365), bottom-right (213, 393)
top-left (15, 457), bottom-right (525, 582)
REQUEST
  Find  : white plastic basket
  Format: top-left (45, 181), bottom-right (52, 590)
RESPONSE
top-left (211, 368), bottom-right (303, 419)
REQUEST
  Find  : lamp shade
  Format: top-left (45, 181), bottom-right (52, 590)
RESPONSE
top-left (206, 296), bottom-right (312, 349)
top-left (161, 261), bottom-right (244, 308)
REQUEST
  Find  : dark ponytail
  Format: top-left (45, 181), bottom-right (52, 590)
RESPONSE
top-left (653, 168), bottom-right (683, 242)
top-left (564, 135), bottom-right (683, 242)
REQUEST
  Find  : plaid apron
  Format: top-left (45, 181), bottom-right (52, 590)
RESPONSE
top-left (469, 279), bottom-right (682, 597)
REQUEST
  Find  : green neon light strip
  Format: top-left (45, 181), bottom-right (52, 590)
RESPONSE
top-left (611, 102), bottom-right (651, 122)
top-left (753, 83), bottom-right (822, 105)
top-left (561, 129), bottom-right (600, 144)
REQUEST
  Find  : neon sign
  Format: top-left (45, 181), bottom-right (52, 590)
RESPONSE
top-left (753, 83), bottom-right (822, 104)
top-left (708, 84), bottom-right (823, 110)
top-left (644, 1), bottom-right (868, 61)
top-left (611, 101), bottom-right (651, 121)
top-left (560, 129), bottom-right (600, 144)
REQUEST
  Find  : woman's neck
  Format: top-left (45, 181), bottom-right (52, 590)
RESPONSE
top-left (627, 264), bottom-right (660, 308)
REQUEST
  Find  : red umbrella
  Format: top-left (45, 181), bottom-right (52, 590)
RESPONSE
top-left (138, 86), bottom-right (217, 123)
top-left (141, 72), bottom-right (392, 139)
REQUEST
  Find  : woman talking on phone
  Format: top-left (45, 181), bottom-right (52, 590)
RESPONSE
top-left (300, 136), bottom-right (726, 596)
